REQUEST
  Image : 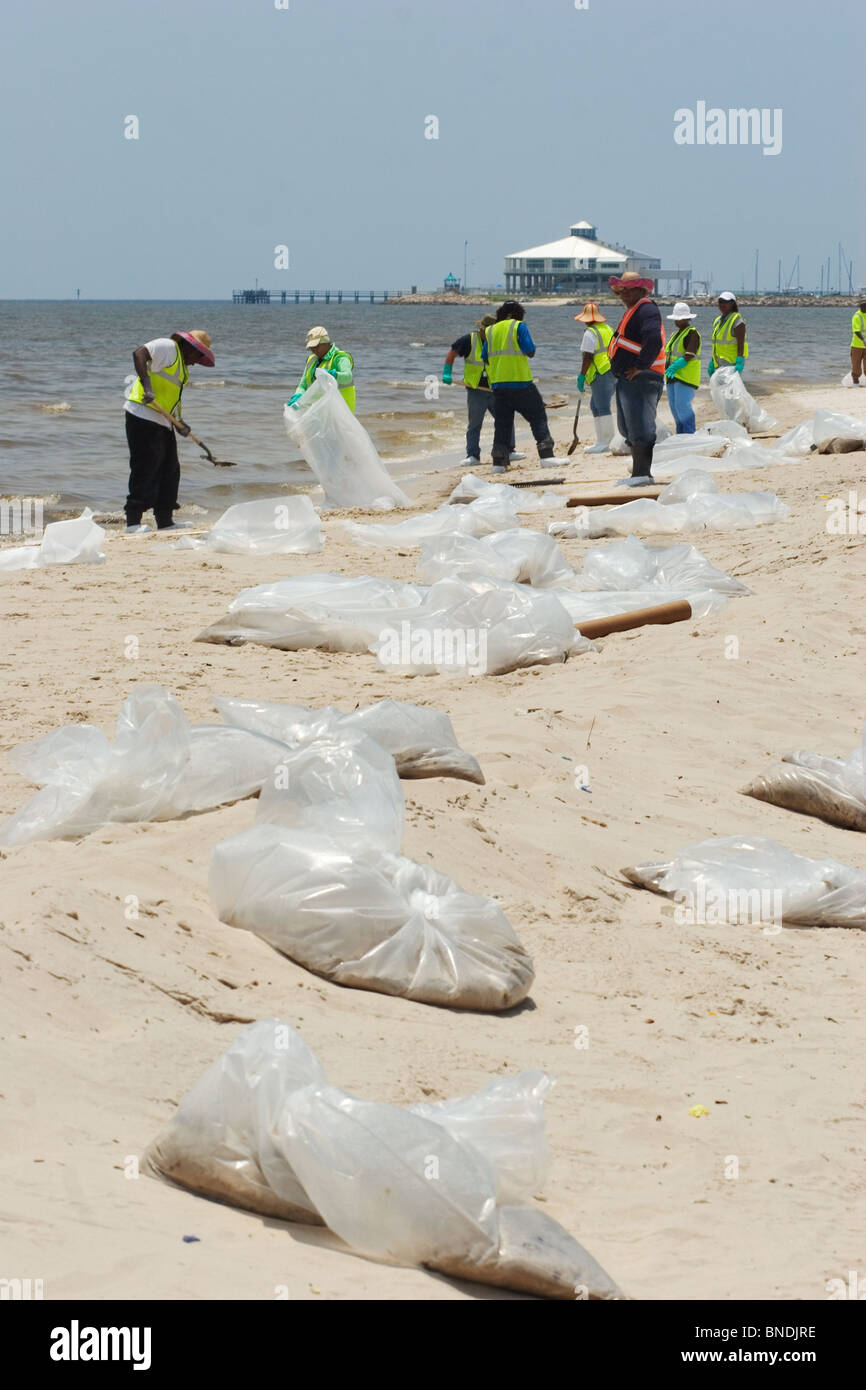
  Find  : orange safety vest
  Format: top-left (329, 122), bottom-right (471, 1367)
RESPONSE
top-left (608, 297), bottom-right (666, 375)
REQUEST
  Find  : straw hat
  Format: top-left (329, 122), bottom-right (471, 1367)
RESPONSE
top-left (609, 271), bottom-right (654, 293)
top-left (173, 330), bottom-right (214, 366)
top-left (667, 301), bottom-right (697, 320)
top-left (305, 326), bottom-right (331, 349)
top-left (574, 302), bottom-right (606, 324)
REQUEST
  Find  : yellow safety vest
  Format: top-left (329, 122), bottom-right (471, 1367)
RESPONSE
top-left (485, 319), bottom-right (533, 385)
top-left (712, 312), bottom-right (749, 365)
top-left (584, 322), bottom-right (614, 385)
top-left (665, 326), bottom-right (702, 387)
top-left (300, 345), bottom-right (356, 413)
top-left (850, 311), bottom-right (866, 349)
top-left (127, 342), bottom-right (188, 418)
top-left (463, 331), bottom-right (487, 389)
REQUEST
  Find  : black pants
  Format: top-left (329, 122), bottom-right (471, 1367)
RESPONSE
top-left (491, 384), bottom-right (554, 461)
top-left (125, 412), bottom-right (180, 526)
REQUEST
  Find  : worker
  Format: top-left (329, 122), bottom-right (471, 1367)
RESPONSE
top-left (664, 301), bottom-right (701, 434)
top-left (442, 315), bottom-right (524, 465)
top-left (607, 271), bottom-right (666, 485)
top-left (481, 301), bottom-right (556, 472)
top-left (850, 298), bottom-right (866, 385)
top-left (288, 327), bottom-right (355, 412)
top-left (123, 329), bottom-right (215, 532)
top-left (709, 292), bottom-right (748, 376)
top-left (574, 302), bottom-right (615, 453)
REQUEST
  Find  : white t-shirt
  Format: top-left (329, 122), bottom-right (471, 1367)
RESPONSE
top-left (580, 327), bottom-right (603, 354)
top-left (124, 337), bottom-right (181, 428)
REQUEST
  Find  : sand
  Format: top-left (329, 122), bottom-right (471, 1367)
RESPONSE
top-left (1, 381), bottom-right (864, 1301)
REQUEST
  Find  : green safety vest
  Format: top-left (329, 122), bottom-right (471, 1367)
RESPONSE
top-left (299, 344), bottom-right (356, 413)
top-left (485, 319), bottom-right (533, 385)
top-left (665, 325), bottom-right (702, 387)
top-left (463, 331), bottom-right (487, 389)
top-left (127, 341), bottom-right (188, 418)
top-left (712, 312), bottom-right (749, 365)
top-left (850, 311), bottom-right (866, 349)
top-left (584, 322), bottom-right (614, 385)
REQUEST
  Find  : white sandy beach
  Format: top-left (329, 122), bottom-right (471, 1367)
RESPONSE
top-left (1, 382), bottom-right (864, 1301)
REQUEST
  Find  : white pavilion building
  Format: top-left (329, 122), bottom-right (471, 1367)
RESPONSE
top-left (503, 220), bottom-right (669, 295)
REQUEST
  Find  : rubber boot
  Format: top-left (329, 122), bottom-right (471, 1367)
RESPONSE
top-left (537, 435), bottom-right (556, 465)
top-left (585, 413), bottom-right (615, 454)
top-left (491, 446), bottom-right (510, 474)
top-left (629, 442), bottom-right (655, 484)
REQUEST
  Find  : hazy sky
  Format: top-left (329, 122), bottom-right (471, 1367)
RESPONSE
top-left (2, 0), bottom-right (862, 298)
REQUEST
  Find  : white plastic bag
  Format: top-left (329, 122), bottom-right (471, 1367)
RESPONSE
top-left (417, 529), bottom-right (574, 589)
top-left (710, 365), bottom-right (777, 432)
top-left (255, 732), bottom-right (406, 853)
top-left (811, 408), bottom-right (866, 448)
top-left (283, 370), bottom-right (409, 509)
top-left (210, 829), bottom-right (534, 1009)
top-left (623, 835), bottom-right (866, 928)
top-left (147, 1021), bottom-right (623, 1299)
top-left (203, 496), bottom-right (323, 554)
top-left (342, 493), bottom-right (520, 549)
top-left (565, 535), bottom-right (749, 597)
top-left (0, 508), bottom-right (106, 572)
top-left (448, 474), bottom-right (563, 512)
top-left (0, 686), bottom-right (290, 845)
top-left (742, 726), bottom-right (866, 831)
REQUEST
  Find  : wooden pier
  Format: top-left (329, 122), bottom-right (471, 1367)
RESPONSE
top-left (232, 288), bottom-right (413, 304)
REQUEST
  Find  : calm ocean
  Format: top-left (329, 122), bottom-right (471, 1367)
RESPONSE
top-left (0, 301), bottom-right (854, 515)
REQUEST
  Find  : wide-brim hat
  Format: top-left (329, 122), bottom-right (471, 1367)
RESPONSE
top-left (574, 301), bottom-right (606, 324)
top-left (609, 272), bottom-right (654, 293)
top-left (667, 301), bottom-right (697, 320)
top-left (305, 325), bottom-right (331, 349)
top-left (476, 314), bottom-right (496, 330)
top-left (173, 330), bottom-right (214, 366)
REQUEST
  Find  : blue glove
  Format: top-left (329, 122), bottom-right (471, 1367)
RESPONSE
top-left (576, 374), bottom-right (586, 393)
top-left (707, 360), bottom-right (715, 378)
top-left (734, 355), bottom-right (744, 373)
top-left (287, 391), bottom-right (303, 409)
top-left (665, 357), bottom-right (686, 381)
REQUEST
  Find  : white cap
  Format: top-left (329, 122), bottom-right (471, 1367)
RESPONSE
top-left (305, 325), bottom-right (331, 348)
top-left (667, 301), bottom-right (697, 320)
top-left (718, 291), bottom-right (737, 301)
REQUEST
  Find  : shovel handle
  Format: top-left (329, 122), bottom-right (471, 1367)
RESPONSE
top-left (143, 400), bottom-right (219, 462)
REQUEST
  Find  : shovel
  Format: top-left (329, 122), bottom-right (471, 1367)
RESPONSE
top-left (145, 401), bottom-right (236, 466)
top-left (566, 398), bottom-right (582, 456)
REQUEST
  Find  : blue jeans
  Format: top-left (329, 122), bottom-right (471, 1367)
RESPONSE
top-left (589, 370), bottom-right (616, 418)
top-left (666, 378), bottom-right (697, 433)
top-left (614, 371), bottom-right (664, 447)
top-left (465, 387), bottom-right (514, 459)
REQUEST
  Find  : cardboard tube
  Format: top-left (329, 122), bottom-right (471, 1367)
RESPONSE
top-left (576, 600), bottom-right (692, 639)
top-left (567, 487), bottom-right (662, 508)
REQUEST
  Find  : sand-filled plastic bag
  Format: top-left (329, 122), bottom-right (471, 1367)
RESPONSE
top-left (0, 686), bottom-right (291, 845)
top-left (417, 529), bottom-right (574, 589)
top-left (215, 694), bottom-right (484, 783)
top-left (550, 474), bottom-right (787, 540)
top-left (210, 827), bottom-right (534, 1009)
top-left (623, 835), bottom-right (866, 929)
top-left (447, 474), bottom-right (563, 512)
top-left (709, 365), bottom-right (777, 432)
top-left (197, 572), bottom-right (424, 652)
top-left (147, 1021), bottom-right (623, 1298)
top-left (565, 535), bottom-right (750, 597)
top-left (254, 732), bottom-right (405, 853)
top-left (284, 370), bottom-right (409, 509)
top-left (201, 496), bottom-right (323, 554)
top-left (810, 408), bottom-right (866, 449)
top-left (341, 493), bottom-right (520, 549)
top-left (199, 572), bottom-right (589, 674)
top-left (371, 577), bottom-right (589, 676)
top-left (742, 728), bottom-right (866, 831)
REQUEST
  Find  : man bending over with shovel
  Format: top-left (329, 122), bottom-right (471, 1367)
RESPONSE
top-left (124, 329), bottom-right (215, 532)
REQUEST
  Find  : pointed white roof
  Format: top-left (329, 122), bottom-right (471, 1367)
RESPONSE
top-left (505, 234), bottom-right (628, 262)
